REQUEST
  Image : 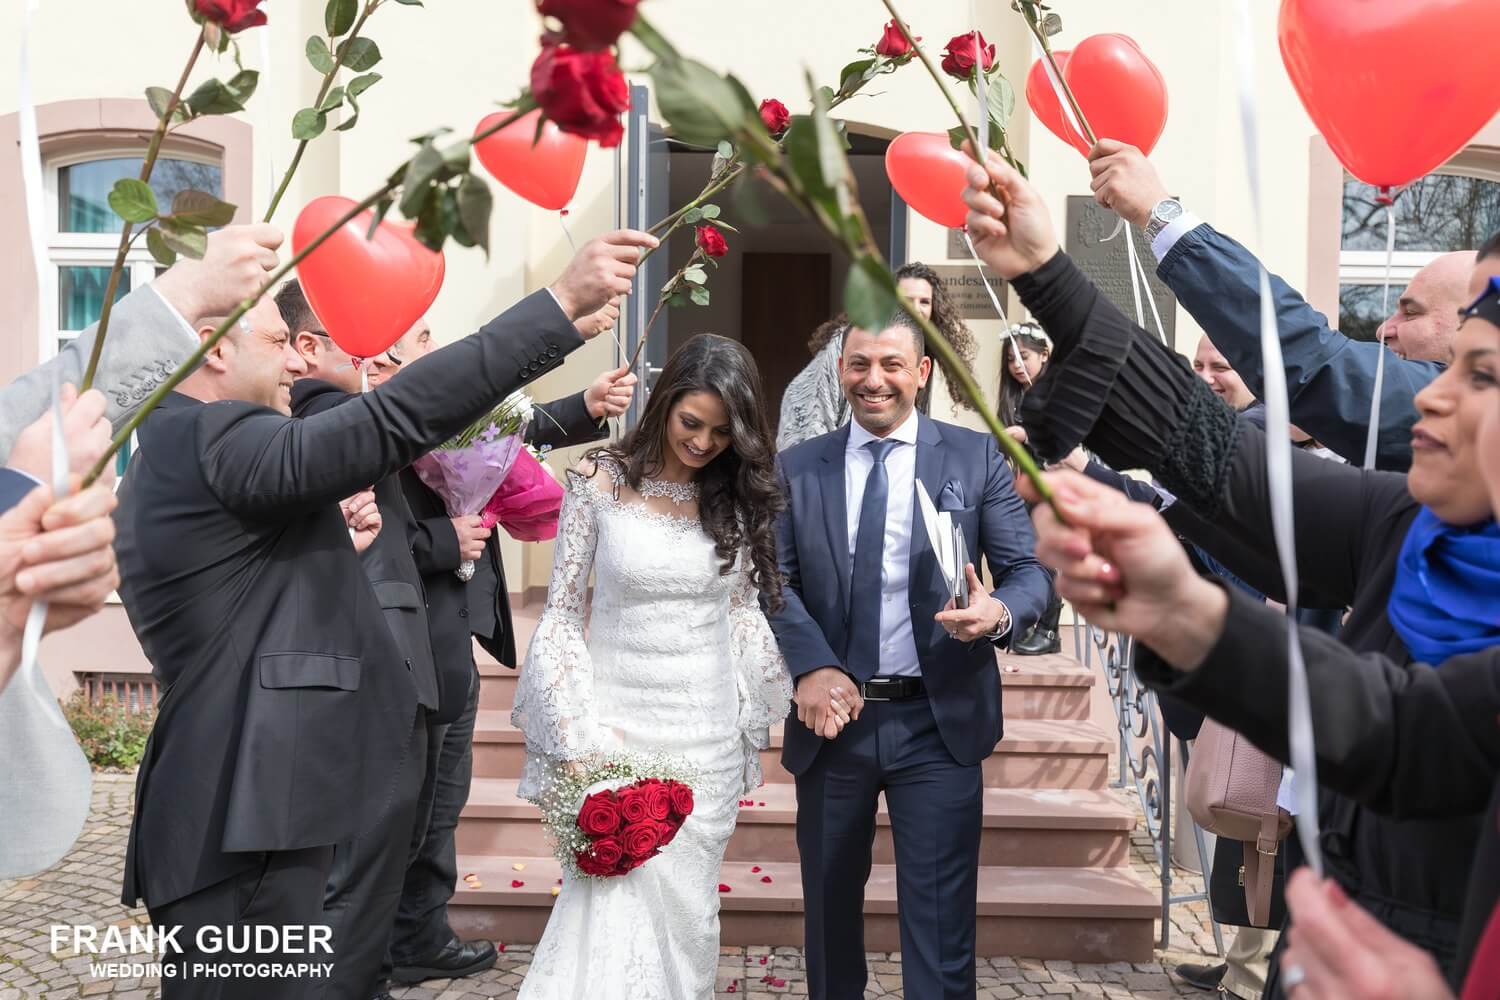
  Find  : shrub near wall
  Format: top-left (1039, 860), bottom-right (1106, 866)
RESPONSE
top-left (62, 694), bottom-right (155, 770)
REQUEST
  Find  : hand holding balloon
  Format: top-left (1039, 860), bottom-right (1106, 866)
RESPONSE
top-left (960, 148), bottom-right (1060, 281)
top-left (1088, 140), bottom-right (1170, 229)
top-left (548, 230), bottom-right (659, 323)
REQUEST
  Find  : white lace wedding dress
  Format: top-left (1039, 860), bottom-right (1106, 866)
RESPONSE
top-left (511, 458), bottom-right (792, 999)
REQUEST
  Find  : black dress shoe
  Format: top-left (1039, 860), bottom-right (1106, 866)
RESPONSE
top-left (391, 938), bottom-right (498, 985)
top-left (1174, 962), bottom-right (1227, 990)
top-left (1013, 625), bottom-right (1061, 656)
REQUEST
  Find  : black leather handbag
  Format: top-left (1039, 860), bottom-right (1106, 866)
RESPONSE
top-left (1209, 836), bottom-right (1289, 929)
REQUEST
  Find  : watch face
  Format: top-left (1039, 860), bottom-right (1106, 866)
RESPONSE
top-left (1155, 199), bottom-right (1183, 224)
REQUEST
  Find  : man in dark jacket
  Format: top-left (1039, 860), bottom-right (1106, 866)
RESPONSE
top-left (280, 278), bottom-right (470, 1000)
top-left (113, 228), bottom-right (654, 999)
top-left (370, 311), bottom-right (636, 985)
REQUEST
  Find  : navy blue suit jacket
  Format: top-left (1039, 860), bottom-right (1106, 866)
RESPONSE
top-left (1159, 223), bottom-right (1442, 472)
top-left (0, 468), bottom-right (37, 512)
top-left (767, 414), bottom-right (1050, 775)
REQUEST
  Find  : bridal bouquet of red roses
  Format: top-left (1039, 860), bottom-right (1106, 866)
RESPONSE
top-left (534, 752), bottom-right (697, 880)
top-left (574, 778), bottom-right (695, 877)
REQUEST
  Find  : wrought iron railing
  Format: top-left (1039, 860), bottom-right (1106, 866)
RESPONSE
top-left (1073, 622), bottom-right (1224, 954)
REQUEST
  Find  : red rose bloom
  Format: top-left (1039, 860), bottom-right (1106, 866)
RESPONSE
top-left (194, 0), bottom-right (267, 33)
top-left (577, 790), bottom-right (622, 836)
top-left (758, 98), bottom-right (791, 137)
top-left (940, 31), bottom-right (996, 79)
top-left (537, 0), bottom-right (640, 51)
top-left (643, 783), bottom-right (673, 821)
top-left (530, 42), bottom-right (630, 148)
top-left (667, 781), bottom-right (694, 818)
top-left (618, 787), bottom-right (652, 824)
top-left (875, 20), bottom-right (916, 59)
top-left (696, 225), bottom-right (728, 258)
top-left (590, 835), bottom-right (624, 868)
top-left (654, 818), bottom-right (681, 848)
top-left (622, 821), bottom-right (662, 859)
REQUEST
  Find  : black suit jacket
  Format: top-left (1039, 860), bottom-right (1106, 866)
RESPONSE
top-left (768, 415), bottom-right (1050, 775)
top-left (402, 390), bottom-right (606, 674)
top-left (290, 378), bottom-right (450, 718)
top-left (115, 290), bottom-right (582, 908)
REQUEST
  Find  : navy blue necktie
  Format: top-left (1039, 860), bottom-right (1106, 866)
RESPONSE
top-left (847, 439), bottom-right (897, 680)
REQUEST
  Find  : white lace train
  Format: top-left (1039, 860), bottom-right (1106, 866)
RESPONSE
top-left (511, 462), bottom-right (792, 999)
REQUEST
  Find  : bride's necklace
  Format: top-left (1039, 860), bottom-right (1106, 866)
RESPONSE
top-left (638, 477), bottom-right (699, 504)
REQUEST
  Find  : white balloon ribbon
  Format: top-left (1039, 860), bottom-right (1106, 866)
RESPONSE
top-left (1233, 0), bottom-right (1323, 876)
top-left (961, 232), bottom-right (1030, 388)
top-left (1362, 203), bottom-right (1398, 469)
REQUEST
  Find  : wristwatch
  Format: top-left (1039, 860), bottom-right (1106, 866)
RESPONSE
top-left (984, 601), bottom-right (1013, 642)
top-left (1144, 197), bottom-right (1184, 243)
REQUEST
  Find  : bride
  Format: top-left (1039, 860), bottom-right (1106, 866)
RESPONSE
top-left (512, 333), bottom-right (797, 998)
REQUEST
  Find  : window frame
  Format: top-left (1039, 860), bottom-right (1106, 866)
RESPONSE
top-left (42, 146), bottom-right (222, 360)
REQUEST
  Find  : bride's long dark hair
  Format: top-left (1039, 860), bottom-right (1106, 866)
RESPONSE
top-left (587, 334), bottom-right (786, 611)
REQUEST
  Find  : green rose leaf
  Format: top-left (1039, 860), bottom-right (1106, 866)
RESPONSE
top-left (838, 57), bottom-right (875, 95)
top-left (651, 57), bottom-right (755, 149)
top-left (690, 286), bottom-right (711, 307)
top-left (145, 86), bottom-right (190, 126)
top-left (393, 0), bottom-right (423, 5)
top-left (413, 185), bottom-right (459, 253)
top-left (146, 227), bottom-right (177, 267)
top-left (844, 254), bottom-right (900, 334)
top-left (682, 267), bottom-right (707, 285)
top-left (186, 78), bottom-right (245, 116)
top-left (306, 36), bottom-right (337, 74)
top-left (457, 173), bottom-right (493, 255)
top-left (399, 141), bottom-right (446, 215)
top-left (108, 178), bottom-right (158, 224)
top-left (783, 117), bottom-right (835, 215)
top-left (157, 217), bottom-right (209, 260)
top-left (700, 204), bottom-right (721, 220)
top-left (292, 107), bottom-right (328, 140)
top-left (987, 72), bottom-right (1017, 127)
top-left (170, 190), bottom-right (237, 227)
top-left (227, 69), bottom-right (259, 104)
top-left (318, 86), bottom-right (346, 114)
top-left (628, 15), bottom-right (681, 65)
top-left (1042, 12), bottom-right (1063, 36)
top-left (347, 72), bottom-right (381, 98)
top-left (731, 172), bottom-right (770, 226)
top-left (681, 207), bottom-right (703, 225)
top-left (339, 37), bottom-right (381, 72)
top-left (325, 0), bottom-right (357, 37)
top-left (366, 195), bottom-right (395, 240)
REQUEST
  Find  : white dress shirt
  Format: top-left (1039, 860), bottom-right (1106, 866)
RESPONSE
top-left (844, 410), bottom-right (922, 678)
top-left (1150, 211), bottom-right (1206, 262)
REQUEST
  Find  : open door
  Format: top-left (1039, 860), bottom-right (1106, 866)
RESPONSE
top-left (623, 83), bottom-right (671, 428)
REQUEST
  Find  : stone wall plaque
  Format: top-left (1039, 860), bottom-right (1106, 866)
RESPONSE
top-left (926, 263), bottom-right (1006, 321)
top-left (946, 228), bottom-right (969, 259)
top-left (1065, 195), bottom-right (1176, 349)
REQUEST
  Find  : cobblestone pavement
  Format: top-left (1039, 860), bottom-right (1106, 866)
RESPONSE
top-left (1, 774), bottom-right (1231, 999)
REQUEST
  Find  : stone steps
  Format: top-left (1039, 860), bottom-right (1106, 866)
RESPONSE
top-left (458, 778), bottom-right (1136, 868)
top-left (445, 855), bottom-right (1158, 962)
top-left (472, 712), bottom-right (1115, 790)
top-left (476, 649), bottom-right (1096, 721)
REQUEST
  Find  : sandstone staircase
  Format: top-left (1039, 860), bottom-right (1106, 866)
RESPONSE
top-left (448, 611), bottom-right (1158, 963)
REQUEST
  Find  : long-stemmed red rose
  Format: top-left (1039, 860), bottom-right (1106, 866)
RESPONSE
top-left (531, 41), bottom-right (630, 147)
top-left (193, 0), bottom-right (268, 33)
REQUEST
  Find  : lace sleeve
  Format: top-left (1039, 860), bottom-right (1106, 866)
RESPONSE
top-left (512, 469), bottom-right (604, 791)
top-left (729, 554), bottom-right (793, 793)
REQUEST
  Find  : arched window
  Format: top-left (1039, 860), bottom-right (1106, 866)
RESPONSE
top-left (45, 150), bottom-right (224, 358)
top-left (1337, 170), bottom-right (1500, 341)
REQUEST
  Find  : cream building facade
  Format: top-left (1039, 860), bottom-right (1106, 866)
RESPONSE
top-left (2, 0), bottom-right (1496, 693)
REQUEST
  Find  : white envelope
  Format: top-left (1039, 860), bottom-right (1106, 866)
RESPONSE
top-left (916, 480), bottom-right (967, 608)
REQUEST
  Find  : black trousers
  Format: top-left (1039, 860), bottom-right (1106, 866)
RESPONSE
top-left (316, 708), bottom-right (431, 999)
top-left (149, 845), bottom-right (335, 1000)
top-left (795, 694), bottom-right (983, 1000)
top-left (390, 662), bottom-right (481, 964)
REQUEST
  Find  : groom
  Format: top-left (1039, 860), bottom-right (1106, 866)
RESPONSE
top-left (767, 310), bottom-right (1049, 999)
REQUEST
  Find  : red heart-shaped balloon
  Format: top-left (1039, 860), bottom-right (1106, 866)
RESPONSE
top-left (885, 132), bottom-right (972, 229)
top-left (292, 196), bottom-right (445, 360)
top-left (1280, 0), bottom-right (1500, 189)
top-left (1026, 50), bottom-right (1091, 157)
top-left (1063, 33), bottom-right (1168, 156)
top-left (473, 108), bottom-right (588, 211)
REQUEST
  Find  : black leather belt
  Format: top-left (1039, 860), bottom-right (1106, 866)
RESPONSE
top-left (858, 675), bottom-right (925, 701)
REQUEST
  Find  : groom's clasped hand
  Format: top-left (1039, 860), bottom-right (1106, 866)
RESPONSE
top-left (793, 666), bottom-right (863, 740)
